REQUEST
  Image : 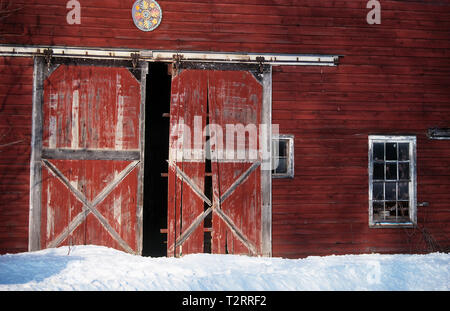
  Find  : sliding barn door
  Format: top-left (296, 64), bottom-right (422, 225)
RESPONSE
top-left (30, 58), bottom-right (147, 254)
top-left (167, 64), bottom-right (272, 257)
top-left (208, 71), bottom-right (263, 255)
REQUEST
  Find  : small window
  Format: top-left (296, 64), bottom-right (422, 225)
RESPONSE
top-left (272, 135), bottom-right (294, 178)
top-left (369, 136), bottom-right (417, 227)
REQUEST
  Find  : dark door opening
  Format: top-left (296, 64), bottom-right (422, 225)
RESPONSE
top-left (142, 62), bottom-right (171, 257)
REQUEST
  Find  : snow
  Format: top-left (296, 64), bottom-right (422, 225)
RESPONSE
top-left (0, 245), bottom-right (448, 291)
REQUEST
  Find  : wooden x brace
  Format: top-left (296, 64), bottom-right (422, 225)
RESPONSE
top-left (168, 160), bottom-right (260, 255)
top-left (43, 159), bottom-right (139, 254)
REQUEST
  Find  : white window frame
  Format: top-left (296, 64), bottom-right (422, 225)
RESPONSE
top-left (272, 134), bottom-right (294, 179)
top-left (368, 135), bottom-right (417, 227)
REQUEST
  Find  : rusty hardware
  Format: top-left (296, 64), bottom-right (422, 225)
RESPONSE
top-left (43, 48), bottom-right (53, 71)
top-left (131, 52), bottom-right (140, 68)
top-left (427, 128), bottom-right (450, 140)
top-left (172, 54), bottom-right (183, 75)
top-left (256, 56), bottom-right (265, 74)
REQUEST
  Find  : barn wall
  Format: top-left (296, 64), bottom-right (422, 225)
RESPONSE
top-left (0, 1), bottom-right (449, 256)
top-left (272, 66), bottom-right (450, 257)
top-left (0, 57), bottom-right (33, 254)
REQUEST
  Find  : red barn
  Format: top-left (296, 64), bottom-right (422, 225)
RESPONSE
top-left (0, 0), bottom-right (449, 258)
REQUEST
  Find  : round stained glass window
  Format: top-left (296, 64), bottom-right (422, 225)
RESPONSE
top-left (132, 0), bottom-right (162, 32)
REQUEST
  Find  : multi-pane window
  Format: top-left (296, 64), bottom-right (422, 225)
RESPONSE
top-left (272, 135), bottom-right (294, 178)
top-left (369, 136), bottom-right (417, 226)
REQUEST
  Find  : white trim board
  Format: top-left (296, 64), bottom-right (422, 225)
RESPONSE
top-left (0, 44), bottom-right (339, 66)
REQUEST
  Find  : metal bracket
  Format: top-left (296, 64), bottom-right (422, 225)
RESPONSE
top-left (256, 56), bottom-right (265, 74)
top-left (173, 54), bottom-right (183, 75)
top-left (43, 48), bottom-right (53, 70)
top-left (427, 128), bottom-right (450, 140)
top-left (333, 55), bottom-right (340, 66)
top-left (131, 52), bottom-right (140, 69)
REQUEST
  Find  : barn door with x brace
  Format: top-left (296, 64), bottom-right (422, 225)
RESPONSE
top-left (167, 62), bottom-right (272, 257)
top-left (29, 57), bottom-right (147, 255)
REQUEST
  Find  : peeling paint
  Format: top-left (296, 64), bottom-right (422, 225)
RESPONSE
top-left (114, 194), bottom-right (122, 227)
top-left (71, 90), bottom-right (79, 149)
top-left (46, 184), bottom-right (54, 240)
top-left (115, 95), bottom-right (124, 150)
top-left (49, 116), bottom-right (57, 149)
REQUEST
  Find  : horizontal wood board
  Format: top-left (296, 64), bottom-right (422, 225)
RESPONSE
top-left (0, 0), bottom-right (449, 256)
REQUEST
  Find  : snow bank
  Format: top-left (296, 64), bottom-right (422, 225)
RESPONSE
top-left (0, 245), bottom-right (448, 291)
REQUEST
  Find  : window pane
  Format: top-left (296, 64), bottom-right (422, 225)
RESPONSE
top-left (386, 163), bottom-right (398, 180)
top-left (369, 137), bottom-right (415, 225)
top-left (373, 182), bottom-right (384, 200)
top-left (399, 163), bottom-right (410, 180)
top-left (386, 143), bottom-right (397, 160)
top-left (385, 201), bottom-right (397, 217)
top-left (385, 182), bottom-right (397, 200)
top-left (272, 140), bottom-right (279, 158)
top-left (373, 143), bottom-right (384, 161)
top-left (398, 182), bottom-right (409, 200)
top-left (278, 140), bottom-right (287, 157)
top-left (275, 158), bottom-right (287, 174)
top-left (373, 163), bottom-right (384, 180)
top-left (272, 136), bottom-right (294, 178)
top-left (373, 201), bottom-right (384, 221)
top-left (399, 143), bottom-right (409, 161)
top-left (398, 201), bottom-right (409, 218)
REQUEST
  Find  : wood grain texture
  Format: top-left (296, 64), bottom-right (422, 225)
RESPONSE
top-left (272, 65), bottom-right (450, 258)
top-left (167, 69), bottom-right (208, 256)
top-left (169, 69), bottom-right (207, 256)
top-left (168, 69), bottom-right (265, 256)
top-left (0, 57), bottom-right (33, 254)
top-left (208, 70), bottom-right (263, 256)
top-left (37, 64), bottom-right (144, 254)
top-left (1, 0), bottom-right (449, 256)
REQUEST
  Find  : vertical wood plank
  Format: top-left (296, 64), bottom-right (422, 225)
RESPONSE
top-left (167, 69), bottom-right (207, 256)
top-left (179, 71), bottom-right (207, 255)
top-left (208, 70), bottom-right (227, 254)
top-left (261, 67), bottom-right (272, 257)
top-left (167, 69), bottom-right (183, 257)
top-left (136, 62), bottom-right (148, 255)
top-left (28, 57), bottom-right (44, 252)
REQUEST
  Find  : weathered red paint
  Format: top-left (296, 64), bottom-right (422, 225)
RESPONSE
top-left (42, 65), bottom-right (140, 150)
top-left (208, 71), bottom-right (263, 255)
top-left (1, 1), bottom-right (449, 257)
top-left (40, 65), bottom-right (142, 253)
top-left (168, 69), bottom-right (207, 256)
top-left (167, 69), bottom-right (264, 256)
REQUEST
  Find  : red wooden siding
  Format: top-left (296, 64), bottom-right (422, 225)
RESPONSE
top-left (0, 0), bottom-right (449, 256)
top-left (271, 65), bottom-right (450, 258)
top-left (0, 57), bottom-right (33, 254)
top-left (1, 1), bottom-right (449, 55)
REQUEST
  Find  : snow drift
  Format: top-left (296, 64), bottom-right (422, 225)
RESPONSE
top-left (0, 245), bottom-right (448, 291)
